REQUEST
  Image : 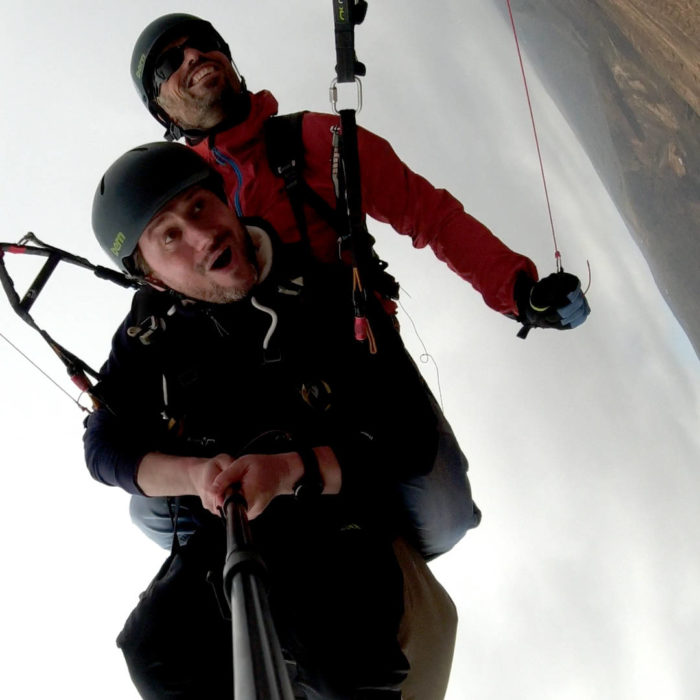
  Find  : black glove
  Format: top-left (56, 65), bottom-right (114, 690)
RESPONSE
top-left (515, 271), bottom-right (590, 338)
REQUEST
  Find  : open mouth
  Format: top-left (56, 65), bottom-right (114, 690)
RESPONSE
top-left (210, 247), bottom-right (233, 270)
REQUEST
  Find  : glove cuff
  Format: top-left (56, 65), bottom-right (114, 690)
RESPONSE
top-left (513, 271), bottom-right (536, 323)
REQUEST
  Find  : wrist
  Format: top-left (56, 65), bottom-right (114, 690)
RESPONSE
top-left (184, 455), bottom-right (212, 494)
top-left (285, 451), bottom-right (305, 491)
top-left (513, 271), bottom-right (536, 322)
top-left (314, 446), bottom-right (342, 494)
top-left (288, 446), bottom-right (342, 500)
top-left (137, 452), bottom-right (207, 497)
top-left (293, 447), bottom-right (324, 501)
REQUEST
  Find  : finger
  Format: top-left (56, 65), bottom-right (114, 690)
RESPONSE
top-left (211, 464), bottom-right (243, 492)
top-left (557, 290), bottom-right (587, 321)
top-left (565, 283), bottom-right (583, 304)
top-left (562, 299), bottom-right (591, 328)
top-left (565, 312), bottom-right (585, 328)
top-left (212, 480), bottom-right (242, 512)
top-left (246, 496), bottom-right (267, 521)
top-left (203, 495), bottom-right (219, 515)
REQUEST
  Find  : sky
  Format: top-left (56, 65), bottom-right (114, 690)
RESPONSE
top-left (1, 1), bottom-right (699, 699)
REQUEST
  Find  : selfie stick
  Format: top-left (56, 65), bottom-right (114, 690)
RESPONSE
top-left (223, 491), bottom-right (295, 700)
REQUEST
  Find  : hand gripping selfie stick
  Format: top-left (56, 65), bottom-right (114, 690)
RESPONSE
top-left (222, 491), bottom-right (295, 700)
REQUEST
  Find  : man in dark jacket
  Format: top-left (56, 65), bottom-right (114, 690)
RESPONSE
top-left (89, 142), bottom-right (482, 699)
top-left (88, 138), bottom-right (586, 699)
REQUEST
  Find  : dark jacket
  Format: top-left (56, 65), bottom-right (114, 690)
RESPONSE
top-left (84, 225), bottom-right (459, 539)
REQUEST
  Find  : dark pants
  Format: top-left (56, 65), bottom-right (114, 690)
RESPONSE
top-left (121, 497), bottom-right (407, 699)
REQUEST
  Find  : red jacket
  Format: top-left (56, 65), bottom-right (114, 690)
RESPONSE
top-left (192, 90), bottom-right (537, 315)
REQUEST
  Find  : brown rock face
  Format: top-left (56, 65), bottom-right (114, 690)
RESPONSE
top-left (598, 0), bottom-right (699, 116)
top-left (496, 0), bottom-right (700, 356)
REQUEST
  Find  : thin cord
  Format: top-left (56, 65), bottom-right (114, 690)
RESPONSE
top-left (0, 330), bottom-right (83, 409)
top-left (398, 296), bottom-right (444, 410)
top-left (583, 260), bottom-right (592, 295)
top-left (505, 0), bottom-right (562, 272)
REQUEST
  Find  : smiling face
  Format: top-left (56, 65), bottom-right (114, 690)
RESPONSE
top-left (138, 186), bottom-right (258, 303)
top-left (154, 36), bottom-right (241, 131)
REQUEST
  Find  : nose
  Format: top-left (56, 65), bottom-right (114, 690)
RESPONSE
top-left (183, 222), bottom-right (214, 250)
top-left (182, 45), bottom-right (206, 65)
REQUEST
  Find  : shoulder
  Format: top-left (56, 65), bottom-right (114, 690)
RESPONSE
top-left (104, 288), bottom-right (175, 362)
top-left (299, 111), bottom-right (337, 150)
top-left (129, 286), bottom-right (175, 324)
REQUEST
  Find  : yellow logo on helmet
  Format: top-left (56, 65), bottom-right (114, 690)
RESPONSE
top-left (111, 232), bottom-right (126, 257)
top-left (135, 53), bottom-right (147, 80)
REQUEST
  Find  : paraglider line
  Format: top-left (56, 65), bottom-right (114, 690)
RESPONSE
top-left (0, 330), bottom-right (83, 409)
top-left (398, 296), bottom-right (444, 410)
top-left (506, 0), bottom-right (562, 272)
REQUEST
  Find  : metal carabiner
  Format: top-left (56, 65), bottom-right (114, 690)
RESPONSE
top-left (329, 76), bottom-right (363, 115)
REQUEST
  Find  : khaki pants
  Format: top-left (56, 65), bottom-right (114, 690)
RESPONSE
top-left (394, 538), bottom-right (457, 700)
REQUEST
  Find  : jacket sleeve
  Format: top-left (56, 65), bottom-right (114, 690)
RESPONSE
top-left (83, 408), bottom-right (146, 495)
top-left (303, 113), bottom-right (538, 315)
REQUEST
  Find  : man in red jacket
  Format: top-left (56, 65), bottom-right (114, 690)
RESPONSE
top-left (123, 13), bottom-right (590, 699)
top-left (131, 14), bottom-right (566, 314)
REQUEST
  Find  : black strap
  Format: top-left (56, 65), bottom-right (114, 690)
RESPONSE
top-left (166, 497), bottom-right (182, 554)
top-left (337, 109), bottom-right (372, 275)
top-left (264, 113), bottom-right (342, 252)
top-left (265, 27), bottom-right (400, 349)
top-left (292, 447), bottom-right (324, 502)
top-left (333, 0), bottom-right (367, 82)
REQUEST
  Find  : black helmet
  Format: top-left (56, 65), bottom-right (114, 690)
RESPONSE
top-left (92, 142), bottom-right (226, 272)
top-left (131, 14), bottom-right (246, 140)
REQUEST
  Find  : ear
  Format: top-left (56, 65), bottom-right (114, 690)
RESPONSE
top-left (144, 274), bottom-right (167, 292)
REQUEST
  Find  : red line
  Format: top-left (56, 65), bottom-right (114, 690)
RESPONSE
top-left (505, 0), bottom-right (562, 271)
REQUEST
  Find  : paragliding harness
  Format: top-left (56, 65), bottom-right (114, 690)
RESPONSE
top-left (263, 110), bottom-right (400, 355)
top-left (261, 0), bottom-right (399, 357)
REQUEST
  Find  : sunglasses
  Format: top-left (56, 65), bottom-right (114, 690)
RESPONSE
top-left (152, 30), bottom-right (228, 95)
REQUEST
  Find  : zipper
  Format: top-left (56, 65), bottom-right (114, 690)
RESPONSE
top-left (212, 146), bottom-right (244, 216)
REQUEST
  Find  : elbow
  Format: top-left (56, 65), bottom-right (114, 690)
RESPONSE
top-left (82, 410), bottom-right (143, 494)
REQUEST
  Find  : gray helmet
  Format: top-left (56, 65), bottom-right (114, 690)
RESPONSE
top-left (131, 13), bottom-right (247, 140)
top-left (92, 142), bottom-right (226, 272)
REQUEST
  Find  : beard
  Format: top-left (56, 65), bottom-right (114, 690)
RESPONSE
top-left (190, 232), bottom-right (260, 304)
top-left (168, 79), bottom-right (252, 133)
top-left (195, 271), bottom-right (257, 304)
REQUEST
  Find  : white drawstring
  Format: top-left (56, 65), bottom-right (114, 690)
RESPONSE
top-left (250, 296), bottom-right (279, 351)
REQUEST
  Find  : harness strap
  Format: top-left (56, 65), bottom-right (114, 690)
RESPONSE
top-left (264, 112), bottom-right (342, 258)
top-left (265, 109), bottom-right (399, 352)
top-left (333, 0), bottom-right (368, 82)
top-left (166, 497), bottom-right (182, 554)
